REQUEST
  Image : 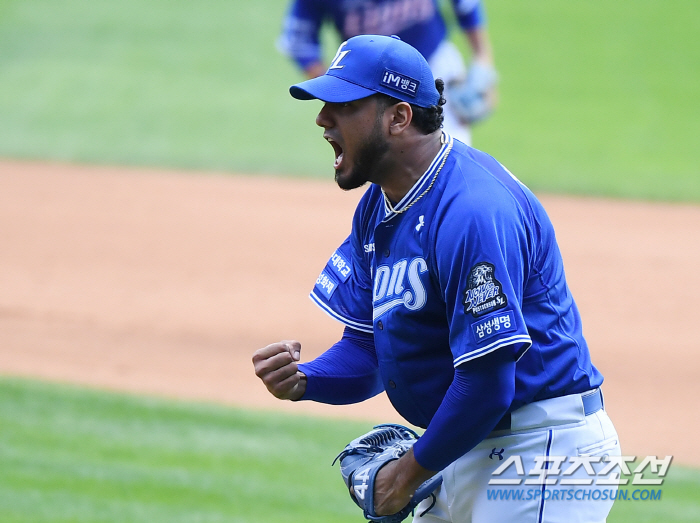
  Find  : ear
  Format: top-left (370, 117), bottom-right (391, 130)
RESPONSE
top-left (386, 102), bottom-right (413, 136)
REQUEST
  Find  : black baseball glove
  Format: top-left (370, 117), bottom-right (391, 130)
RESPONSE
top-left (333, 424), bottom-right (442, 523)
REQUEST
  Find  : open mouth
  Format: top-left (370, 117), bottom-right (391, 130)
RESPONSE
top-left (327, 137), bottom-right (344, 169)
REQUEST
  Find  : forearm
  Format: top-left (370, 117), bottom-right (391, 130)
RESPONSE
top-left (298, 327), bottom-right (383, 404)
top-left (372, 348), bottom-right (516, 515)
top-left (465, 27), bottom-right (494, 64)
top-left (412, 348), bottom-right (515, 471)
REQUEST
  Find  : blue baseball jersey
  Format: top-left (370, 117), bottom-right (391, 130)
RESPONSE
top-left (310, 134), bottom-right (603, 428)
top-left (278, 0), bottom-right (484, 69)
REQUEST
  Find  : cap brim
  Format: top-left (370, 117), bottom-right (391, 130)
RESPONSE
top-left (290, 74), bottom-right (376, 103)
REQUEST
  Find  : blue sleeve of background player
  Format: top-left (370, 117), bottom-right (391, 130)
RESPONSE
top-left (298, 327), bottom-right (383, 404)
top-left (433, 175), bottom-right (532, 365)
top-left (450, 0), bottom-right (485, 30)
top-left (277, 0), bottom-right (326, 69)
top-left (309, 235), bottom-right (374, 333)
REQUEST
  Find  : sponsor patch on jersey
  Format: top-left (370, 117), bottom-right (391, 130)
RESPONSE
top-left (328, 250), bottom-right (352, 282)
top-left (315, 270), bottom-right (339, 300)
top-left (472, 310), bottom-right (516, 343)
top-left (381, 69), bottom-right (419, 98)
top-left (463, 262), bottom-right (508, 317)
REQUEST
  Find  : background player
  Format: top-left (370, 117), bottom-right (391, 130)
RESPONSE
top-left (253, 35), bottom-right (621, 522)
top-left (276, 0), bottom-right (497, 145)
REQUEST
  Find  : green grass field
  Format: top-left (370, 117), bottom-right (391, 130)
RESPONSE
top-left (0, 377), bottom-right (367, 522)
top-left (0, 0), bottom-right (697, 200)
top-left (0, 377), bottom-right (698, 522)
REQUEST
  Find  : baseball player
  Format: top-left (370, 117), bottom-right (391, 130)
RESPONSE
top-left (253, 35), bottom-right (621, 522)
top-left (276, 0), bottom-right (497, 146)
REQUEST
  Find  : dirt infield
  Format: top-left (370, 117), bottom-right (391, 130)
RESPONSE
top-left (1, 159), bottom-right (698, 466)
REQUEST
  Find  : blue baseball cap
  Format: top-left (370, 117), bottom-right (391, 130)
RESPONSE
top-left (290, 35), bottom-right (439, 108)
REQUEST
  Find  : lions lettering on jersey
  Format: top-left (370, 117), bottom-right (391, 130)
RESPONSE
top-left (373, 257), bottom-right (428, 318)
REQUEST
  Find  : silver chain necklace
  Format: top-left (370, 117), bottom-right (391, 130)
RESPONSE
top-left (382, 134), bottom-right (452, 215)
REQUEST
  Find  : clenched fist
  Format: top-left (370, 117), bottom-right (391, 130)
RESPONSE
top-left (252, 340), bottom-right (307, 401)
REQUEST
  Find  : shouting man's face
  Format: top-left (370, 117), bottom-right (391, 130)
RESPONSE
top-left (316, 96), bottom-right (391, 191)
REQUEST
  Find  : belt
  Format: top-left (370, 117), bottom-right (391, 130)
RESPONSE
top-left (493, 388), bottom-right (604, 432)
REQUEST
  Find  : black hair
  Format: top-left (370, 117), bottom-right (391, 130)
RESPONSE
top-left (375, 78), bottom-right (446, 135)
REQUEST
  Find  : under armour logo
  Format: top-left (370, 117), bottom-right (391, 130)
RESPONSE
top-left (415, 215), bottom-right (425, 231)
top-left (490, 448), bottom-right (505, 460)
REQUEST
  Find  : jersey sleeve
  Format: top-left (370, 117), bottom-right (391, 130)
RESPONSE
top-left (309, 235), bottom-right (374, 333)
top-left (450, 0), bottom-right (485, 30)
top-left (434, 188), bottom-right (532, 366)
top-left (276, 0), bottom-right (325, 69)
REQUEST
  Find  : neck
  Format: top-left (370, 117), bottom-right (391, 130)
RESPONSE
top-left (380, 131), bottom-right (444, 204)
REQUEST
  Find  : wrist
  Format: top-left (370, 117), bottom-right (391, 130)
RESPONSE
top-left (289, 372), bottom-right (307, 401)
top-left (396, 447), bottom-right (438, 492)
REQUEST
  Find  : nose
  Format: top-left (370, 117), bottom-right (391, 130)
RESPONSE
top-left (316, 103), bottom-right (334, 128)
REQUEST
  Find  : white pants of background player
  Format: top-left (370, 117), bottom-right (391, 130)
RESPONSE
top-left (427, 40), bottom-right (471, 146)
top-left (414, 390), bottom-right (622, 523)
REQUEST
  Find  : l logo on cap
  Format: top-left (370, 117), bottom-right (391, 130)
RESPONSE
top-left (329, 41), bottom-right (350, 70)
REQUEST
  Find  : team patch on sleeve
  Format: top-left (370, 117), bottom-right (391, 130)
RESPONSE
top-left (328, 250), bottom-right (352, 282)
top-left (463, 262), bottom-right (508, 317)
top-left (315, 270), bottom-right (340, 299)
top-left (472, 310), bottom-right (516, 343)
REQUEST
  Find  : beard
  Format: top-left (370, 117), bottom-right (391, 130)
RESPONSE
top-left (335, 118), bottom-right (390, 191)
